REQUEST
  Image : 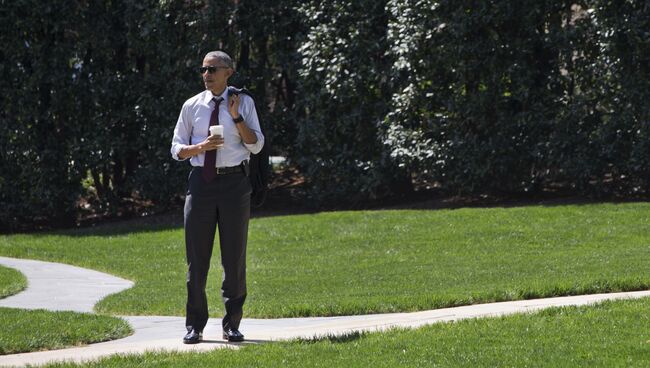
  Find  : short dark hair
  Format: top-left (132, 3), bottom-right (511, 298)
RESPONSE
top-left (204, 51), bottom-right (234, 70)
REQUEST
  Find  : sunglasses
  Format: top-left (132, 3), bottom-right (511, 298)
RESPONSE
top-left (198, 66), bottom-right (230, 74)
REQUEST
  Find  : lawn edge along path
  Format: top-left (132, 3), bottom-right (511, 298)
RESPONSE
top-left (1, 256), bottom-right (650, 367)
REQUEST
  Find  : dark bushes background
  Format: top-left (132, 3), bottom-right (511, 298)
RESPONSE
top-left (1, 0), bottom-right (648, 230)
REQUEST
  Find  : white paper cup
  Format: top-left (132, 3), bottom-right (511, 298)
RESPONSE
top-left (209, 125), bottom-right (224, 148)
top-left (209, 125), bottom-right (223, 137)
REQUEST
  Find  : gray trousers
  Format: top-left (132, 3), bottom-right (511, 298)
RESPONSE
top-left (184, 166), bottom-right (251, 332)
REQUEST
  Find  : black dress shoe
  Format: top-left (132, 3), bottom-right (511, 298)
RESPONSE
top-left (223, 327), bottom-right (245, 342)
top-left (183, 329), bottom-right (203, 344)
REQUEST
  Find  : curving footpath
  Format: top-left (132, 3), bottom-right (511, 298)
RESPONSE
top-left (1, 256), bottom-right (650, 367)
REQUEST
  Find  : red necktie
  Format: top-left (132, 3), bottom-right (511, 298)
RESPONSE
top-left (202, 97), bottom-right (223, 182)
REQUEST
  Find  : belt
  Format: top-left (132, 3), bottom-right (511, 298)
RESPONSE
top-left (210, 165), bottom-right (242, 175)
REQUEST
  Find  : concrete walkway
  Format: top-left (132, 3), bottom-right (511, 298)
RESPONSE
top-left (0, 257), bottom-right (133, 313)
top-left (1, 256), bottom-right (650, 367)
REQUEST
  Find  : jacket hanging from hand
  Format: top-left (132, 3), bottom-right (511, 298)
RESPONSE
top-left (228, 86), bottom-right (269, 208)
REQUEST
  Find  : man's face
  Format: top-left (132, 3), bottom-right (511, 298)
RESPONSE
top-left (201, 57), bottom-right (233, 90)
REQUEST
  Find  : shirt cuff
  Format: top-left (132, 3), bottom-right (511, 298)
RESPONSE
top-left (171, 144), bottom-right (189, 161)
top-left (244, 132), bottom-right (264, 155)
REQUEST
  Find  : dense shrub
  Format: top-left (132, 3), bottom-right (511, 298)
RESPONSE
top-left (294, 0), bottom-right (412, 204)
top-left (0, 1), bottom-right (86, 228)
top-left (1, 0), bottom-right (648, 229)
top-left (382, 0), bottom-right (650, 196)
top-left (0, 0), bottom-right (300, 230)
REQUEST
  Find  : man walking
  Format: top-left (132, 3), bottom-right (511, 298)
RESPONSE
top-left (170, 50), bottom-right (264, 343)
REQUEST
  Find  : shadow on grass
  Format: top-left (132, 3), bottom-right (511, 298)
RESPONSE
top-left (199, 338), bottom-right (269, 345)
top-left (9, 188), bottom-right (649, 238)
top-left (297, 331), bottom-right (365, 344)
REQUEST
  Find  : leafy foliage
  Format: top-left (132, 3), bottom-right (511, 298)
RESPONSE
top-left (1, 0), bottom-right (648, 228)
top-left (0, 0), bottom-right (301, 229)
top-left (382, 0), bottom-right (649, 195)
top-left (295, 0), bottom-right (412, 204)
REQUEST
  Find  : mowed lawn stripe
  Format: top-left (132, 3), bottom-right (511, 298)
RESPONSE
top-left (0, 308), bottom-right (132, 354)
top-left (0, 203), bottom-right (648, 318)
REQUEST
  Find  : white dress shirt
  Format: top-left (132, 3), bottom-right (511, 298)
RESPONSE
top-left (170, 88), bottom-right (264, 167)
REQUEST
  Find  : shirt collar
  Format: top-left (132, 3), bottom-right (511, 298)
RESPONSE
top-left (204, 88), bottom-right (229, 105)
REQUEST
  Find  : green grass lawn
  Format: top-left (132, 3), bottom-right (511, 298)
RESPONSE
top-left (0, 308), bottom-right (132, 355)
top-left (42, 297), bottom-right (650, 367)
top-left (0, 264), bottom-right (27, 299)
top-left (0, 203), bottom-right (649, 318)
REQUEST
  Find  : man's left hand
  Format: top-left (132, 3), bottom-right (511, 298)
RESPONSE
top-left (228, 94), bottom-right (241, 120)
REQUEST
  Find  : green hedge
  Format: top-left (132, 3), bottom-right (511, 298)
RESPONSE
top-left (294, 0), bottom-right (412, 204)
top-left (1, 0), bottom-right (648, 230)
top-left (0, 0), bottom-right (299, 230)
top-left (380, 0), bottom-right (650, 196)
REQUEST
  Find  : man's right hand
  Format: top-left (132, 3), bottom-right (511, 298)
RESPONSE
top-left (177, 135), bottom-right (224, 159)
top-left (200, 135), bottom-right (224, 151)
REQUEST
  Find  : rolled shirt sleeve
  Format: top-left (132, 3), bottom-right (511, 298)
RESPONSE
top-left (170, 102), bottom-right (192, 161)
top-left (241, 96), bottom-right (265, 155)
